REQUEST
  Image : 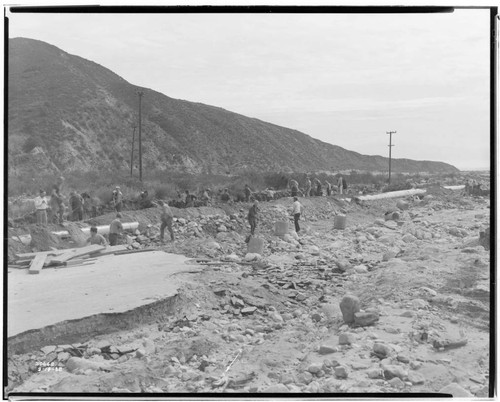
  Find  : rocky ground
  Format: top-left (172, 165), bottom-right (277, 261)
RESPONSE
top-left (6, 187), bottom-right (491, 396)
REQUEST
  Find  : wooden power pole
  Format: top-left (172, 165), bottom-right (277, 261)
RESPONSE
top-left (387, 131), bottom-right (396, 184)
top-left (130, 124), bottom-right (136, 177)
top-left (137, 90), bottom-right (144, 181)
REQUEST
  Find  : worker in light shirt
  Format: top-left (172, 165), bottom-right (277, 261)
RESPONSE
top-left (34, 189), bottom-right (49, 225)
top-left (291, 196), bottom-right (303, 233)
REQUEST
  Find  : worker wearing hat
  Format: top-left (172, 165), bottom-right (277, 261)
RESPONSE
top-left (112, 186), bottom-right (123, 213)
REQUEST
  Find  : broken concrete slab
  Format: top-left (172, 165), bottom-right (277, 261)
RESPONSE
top-left (8, 251), bottom-right (199, 337)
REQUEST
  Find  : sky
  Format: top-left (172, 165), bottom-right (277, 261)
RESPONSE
top-left (6, 7), bottom-right (492, 170)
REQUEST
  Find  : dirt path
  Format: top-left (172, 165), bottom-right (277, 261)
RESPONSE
top-left (6, 192), bottom-right (491, 396)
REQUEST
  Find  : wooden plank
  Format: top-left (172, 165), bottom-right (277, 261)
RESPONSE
top-left (28, 254), bottom-right (46, 275)
top-left (15, 249), bottom-right (72, 260)
top-left (93, 245), bottom-right (128, 257)
top-left (65, 258), bottom-right (98, 266)
top-left (51, 244), bottom-right (106, 264)
top-left (113, 248), bottom-right (155, 256)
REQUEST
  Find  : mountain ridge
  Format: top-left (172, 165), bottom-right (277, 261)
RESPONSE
top-left (7, 37), bottom-right (459, 177)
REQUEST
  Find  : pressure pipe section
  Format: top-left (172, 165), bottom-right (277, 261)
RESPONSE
top-left (12, 222), bottom-right (140, 245)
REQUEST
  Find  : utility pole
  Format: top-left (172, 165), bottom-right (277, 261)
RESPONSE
top-left (387, 131), bottom-right (396, 184)
top-left (137, 90), bottom-right (144, 181)
top-left (130, 124), bottom-right (136, 177)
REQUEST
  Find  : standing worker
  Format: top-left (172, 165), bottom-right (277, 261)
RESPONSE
top-left (158, 200), bottom-right (175, 242)
top-left (112, 186), bottom-right (123, 213)
top-left (109, 213), bottom-right (123, 246)
top-left (49, 185), bottom-right (64, 224)
top-left (247, 200), bottom-right (259, 236)
top-left (244, 184), bottom-right (253, 202)
top-left (34, 189), bottom-right (49, 225)
top-left (291, 196), bottom-right (302, 233)
top-left (69, 191), bottom-right (84, 221)
top-left (325, 181), bottom-right (332, 196)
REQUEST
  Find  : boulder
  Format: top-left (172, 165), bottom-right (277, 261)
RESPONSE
top-left (339, 295), bottom-right (360, 324)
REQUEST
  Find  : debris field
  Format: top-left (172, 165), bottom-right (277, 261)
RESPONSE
top-left (6, 186), bottom-right (491, 396)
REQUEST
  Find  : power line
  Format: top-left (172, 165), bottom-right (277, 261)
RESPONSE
top-left (387, 131), bottom-right (396, 184)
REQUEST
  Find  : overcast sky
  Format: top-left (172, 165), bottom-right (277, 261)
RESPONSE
top-left (7, 8), bottom-right (491, 170)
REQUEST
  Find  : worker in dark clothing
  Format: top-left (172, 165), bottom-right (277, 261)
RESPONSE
top-left (69, 191), bottom-right (84, 221)
top-left (221, 188), bottom-right (230, 203)
top-left (247, 200), bottom-right (259, 236)
top-left (109, 213), bottom-right (123, 246)
top-left (290, 179), bottom-right (299, 197)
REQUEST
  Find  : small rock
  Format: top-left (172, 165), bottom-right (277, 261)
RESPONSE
top-left (338, 333), bottom-right (355, 345)
top-left (241, 307), bottom-right (257, 315)
top-left (388, 377), bottom-right (405, 389)
top-left (411, 299), bottom-right (427, 309)
top-left (438, 383), bottom-right (473, 397)
top-left (296, 371), bottom-right (313, 385)
top-left (410, 361), bottom-right (422, 370)
top-left (291, 293), bottom-right (306, 302)
top-left (309, 246), bottom-right (320, 255)
top-left (305, 381), bottom-right (321, 392)
top-left (244, 253), bottom-right (260, 261)
top-left (57, 352), bottom-right (70, 362)
top-left (354, 264), bottom-right (368, 274)
top-left (383, 364), bottom-right (408, 380)
top-left (367, 368), bottom-right (383, 379)
top-left (373, 343), bottom-right (392, 358)
top-left (397, 354), bottom-right (410, 363)
top-left (334, 365), bottom-right (348, 379)
top-left (66, 357), bottom-right (109, 373)
top-left (40, 345), bottom-right (57, 355)
top-left (307, 363), bottom-right (322, 374)
top-left (354, 311), bottom-right (379, 327)
top-left (318, 345), bottom-right (337, 355)
top-left (408, 371), bottom-right (425, 385)
top-left (311, 312), bottom-right (322, 322)
top-left (339, 295), bottom-right (361, 324)
top-left (402, 234), bottom-right (417, 243)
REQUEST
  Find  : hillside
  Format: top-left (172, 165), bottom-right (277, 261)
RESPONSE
top-left (7, 38), bottom-right (459, 177)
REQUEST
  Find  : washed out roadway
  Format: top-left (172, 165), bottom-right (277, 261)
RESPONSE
top-left (8, 251), bottom-right (199, 337)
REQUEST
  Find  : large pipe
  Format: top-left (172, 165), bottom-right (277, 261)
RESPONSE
top-left (12, 222), bottom-right (139, 246)
top-left (354, 189), bottom-right (426, 202)
top-left (443, 185), bottom-right (465, 190)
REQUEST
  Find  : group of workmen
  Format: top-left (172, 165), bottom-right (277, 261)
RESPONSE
top-left (33, 178), bottom-right (124, 226)
top-left (289, 176), bottom-right (348, 198)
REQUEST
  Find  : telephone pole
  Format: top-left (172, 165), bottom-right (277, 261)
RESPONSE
top-left (137, 90), bottom-right (144, 181)
top-left (130, 124), bottom-right (136, 177)
top-left (387, 131), bottom-right (396, 184)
